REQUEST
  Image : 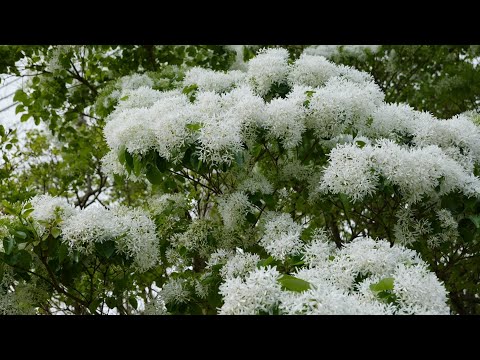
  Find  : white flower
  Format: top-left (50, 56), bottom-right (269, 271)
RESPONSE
top-left (306, 77), bottom-right (383, 139)
top-left (392, 263), bottom-right (450, 315)
top-left (319, 142), bottom-right (378, 202)
top-left (184, 67), bottom-right (246, 93)
top-left (220, 251), bottom-right (260, 279)
top-left (113, 206), bottom-right (160, 272)
top-left (288, 54), bottom-right (339, 87)
top-left (218, 191), bottom-right (254, 231)
top-left (246, 48), bottom-right (290, 96)
top-left (302, 229), bottom-right (336, 268)
top-left (260, 213), bottom-right (303, 261)
top-left (161, 278), bottom-right (190, 305)
top-left (263, 94), bottom-right (306, 149)
top-left (238, 169), bottom-right (274, 195)
top-left (29, 194), bottom-right (76, 237)
top-left (219, 266), bottom-right (282, 315)
top-left (120, 73), bottom-right (154, 90)
top-left (59, 203), bottom-right (160, 271)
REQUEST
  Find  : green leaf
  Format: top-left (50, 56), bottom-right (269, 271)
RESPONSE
top-left (258, 256), bottom-right (274, 268)
top-left (3, 237), bottom-right (15, 255)
top-left (128, 296), bottom-right (138, 310)
top-left (146, 163), bottom-right (163, 185)
top-left (106, 297), bottom-right (117, 309)
top-left (155, 155), bottom-right (168, 172)
top-left (369, 277), bottom-right (395, 293)
top-left (20, 114), bottom-right (30, 122)
top-left (95, 240), bottom-right (116, 259)
top-left (5, 143), bottom-right (12, 150)
top-left (356, 140), bottom-right (366, 148)
top-left (15, 104), bottom-right (25, 115)
top-left (58, 243), bottom-right (69, 263)
top-left (0, 125), bottom-right (4, 137)
top-left (133, 155), bottom-right (143, 176)
top-left (124, 150), bottom-right (134, 170)
top-left (14, 230), bottom-right (27, 240)
top-left (16, 250), bottom-right (32, 269)
top-left (468, 215), bottom-right (480, 229)
top-left (278, 275), bottom-right (311, 292)
top-left (234, 152), bottom-right (244, 167)
top-left (186, 123), bottom-right (201, 132)
top-left (118, 147), bottom-right (126, 165)
top-left (51, 227), bottom-right (61, 238)
top-left (89, 298), bottom-right (102, 314)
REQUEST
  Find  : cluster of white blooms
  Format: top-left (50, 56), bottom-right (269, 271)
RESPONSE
top-left (259, 212), bottom-right (303, 261)
top-left (29, 194), bottom-right (76, 236)
top-left (217, 191), bottom-right (254, 231)
top-left (148, 193), bottom-right (188, 216)
top-left (143, 297), bottom-right (168, 315)
top-left (237, 169), bottom-right (273, 195)
top-left (193, 86), bottom-right (264, 164)
top-left (45, 45), bottom-right (74, 74)
top-left (306, 77), bottom-right (384, 139)
top-left (103, 48), bottom-right (389, 168)
top-left (220, 236), bottom-right (449, 315)
top-left (219, 251), bottom-right (260, 279)
top-left (169, 219), bottom-right (211, 257)
top-left (246, 48), bottom-right (290, 96)
top-left (104, 90), bottom-right (193, 161)
top-left (28, 196), bottom-right (160, 272)
top-left (320, 139), bottom-right (480, 203)
top-left (393, 207), bottom-right (432, 245)
top-left (60, 205), bottom-right (121, 252)
top-left (369, 105), bottom-right (480, 163)
top-left (219, 266), bottom-right (283, 315)
top-left (287, 54), bottom-right (339, 87)
top-left (184, 67), bottom-right (245, 93)
top-left (161, 278), bottom-right (190, 305)
top-left (302, 229), bottom-right (336, 268)
top-left (263, 89), bottom-right (307, 149)
top-left (113, 206), bottom-right (160, 272)
top-left (305, 45), bottom-right (380, 60)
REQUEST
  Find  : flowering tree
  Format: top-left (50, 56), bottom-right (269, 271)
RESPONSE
top-left (1, 45), bottom-right (479, 314)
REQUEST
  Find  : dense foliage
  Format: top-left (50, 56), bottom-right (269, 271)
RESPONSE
top-left (1, 45), bottom-right (479, 314)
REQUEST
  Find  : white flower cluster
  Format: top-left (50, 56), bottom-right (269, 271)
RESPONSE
top-left (219, 266), bottom-right (283, 315)
top-left (219, 236), bottom-right (449, 315)
top-left (161, 278), bottom-right (190, 305)
top-left (319, 139), bottom-right (480, 203)
top-left (217, 191), bottom-right (254, 231)
top-left (393, 207), bottom-right (432, 245)
top-left (259, 212), bottom-right (303, 261)
top-left (184, 67), bottom-right (245, 93)
top-left (103, 48), bottom-right (386, 168)
top-left (246, 48), bottom-right (290, 95)
top-left (29, 196), bottom-right (160, 272)
top-left (305, 45), bottom-right (380, 60)
top-left (237, 169), bottom-right (273, 195)
top-left (29, 194), bottom-right (77, 236)
top-left (219, 251), bottom-right (260, 279)
top-left (104, 90), bottom-right (192, 160)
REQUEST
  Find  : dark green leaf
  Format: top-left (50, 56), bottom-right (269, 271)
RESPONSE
top-left (95, 240), bottom-right (116, 258)
top-left (146, 163), bottom-right (163, 184)
top-left (106, 297), bottom-right (117, 309)
top-left (3, 237), bottom-right (15, 255)
top-left (128, 296), bottom-right (138, 310)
